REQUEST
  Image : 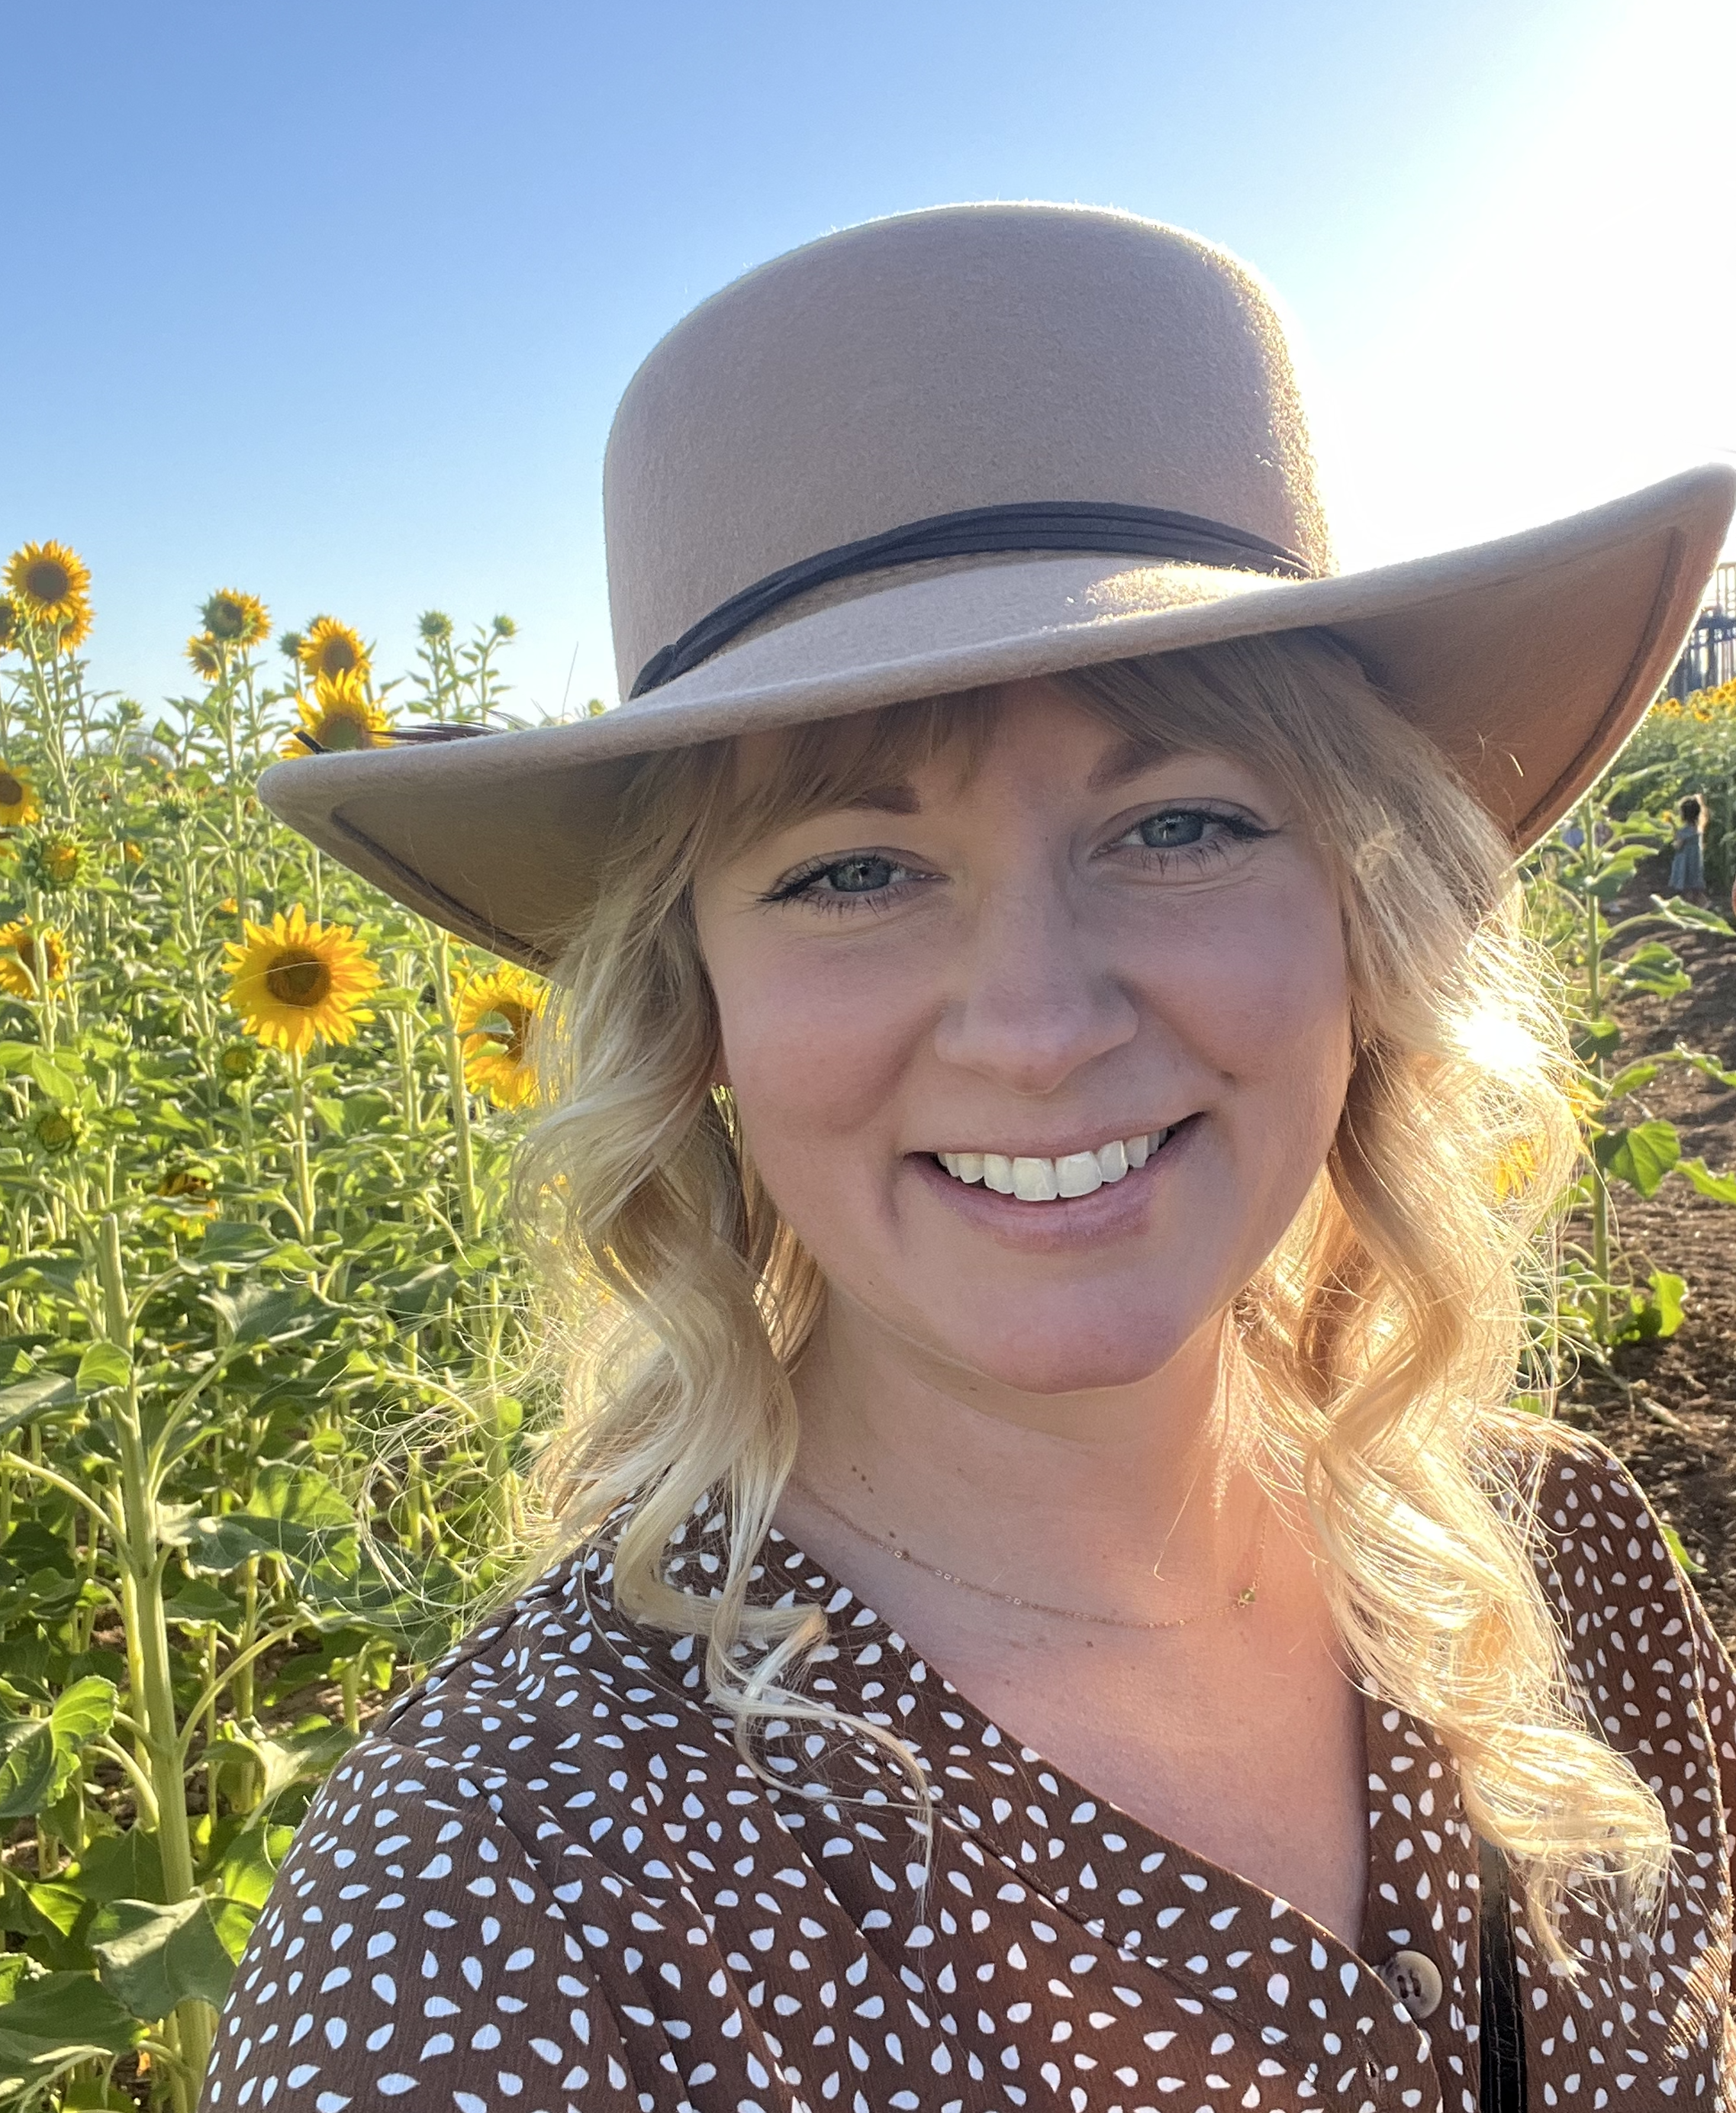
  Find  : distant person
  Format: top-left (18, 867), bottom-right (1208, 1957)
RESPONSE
top-left (212, 205), bottom-right (1736, 2110)
top-left (1670, 792), bottom-right (1709, 903)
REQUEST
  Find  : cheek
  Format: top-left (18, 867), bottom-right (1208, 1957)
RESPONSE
top-left (1179, 870), bottom-right (1347, 1061)
top-left (707, 937), bottom-right (924, 1152)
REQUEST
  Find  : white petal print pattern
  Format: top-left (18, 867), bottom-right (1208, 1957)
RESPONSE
top-left (203, 1432), bottom-right (1734, 2112)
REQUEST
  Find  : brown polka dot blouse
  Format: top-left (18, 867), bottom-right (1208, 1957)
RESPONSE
top-left (205, 1435), bottom-right (1735, 2111)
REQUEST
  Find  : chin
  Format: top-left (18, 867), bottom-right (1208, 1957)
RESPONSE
top-left (935, 1316), bottom-right (1195, 1396)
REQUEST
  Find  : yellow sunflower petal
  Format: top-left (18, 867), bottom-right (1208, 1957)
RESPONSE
top-left (0, 763), bottom-right (41, 829)
top-left (4, 541), bottom-right (92, 646)
top-left (456, 964), bottom-right (547, 1107)
top-left (296, 617), bottom-right (371, 686)
top-left (222, 904), bottom-right (382, 1057)
top-left (281, 669), bottom-right (392, 757)
top-left (201, 588), bottom-right (271, 646)
top-left (0, 919), bottom-right (67, 997)
top-left (185, 633), bottom-right (227, 683)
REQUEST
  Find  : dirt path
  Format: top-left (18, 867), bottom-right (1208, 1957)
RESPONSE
top-left (1559, 921), bottom-right (1736, 1644)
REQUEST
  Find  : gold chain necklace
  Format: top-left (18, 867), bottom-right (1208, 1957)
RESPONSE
top-left (791, 1475), bottom-right (1267, 1633)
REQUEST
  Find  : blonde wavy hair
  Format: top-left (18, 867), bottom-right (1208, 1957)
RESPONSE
top-left (520, 628), bottom-right (1672, 1962)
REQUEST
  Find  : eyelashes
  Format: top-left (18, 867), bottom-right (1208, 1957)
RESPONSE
top-left (761, 803), bottom-right (1274, 913)
top-left (1113, 804), bottom-right (1274, 865)
top-left (760, 851), bottom-right (933, 912)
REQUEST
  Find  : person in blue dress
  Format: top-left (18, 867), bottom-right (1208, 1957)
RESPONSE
top-left (1670, 793), bottom-right (1709, 902)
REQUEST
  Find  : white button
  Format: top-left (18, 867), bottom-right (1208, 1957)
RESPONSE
top-left (1377, 1947), bottom-right (1443, 2019)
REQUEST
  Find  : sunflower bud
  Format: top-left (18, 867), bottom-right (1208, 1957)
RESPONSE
top-left (31, 1107), bottom-right (82, 1156)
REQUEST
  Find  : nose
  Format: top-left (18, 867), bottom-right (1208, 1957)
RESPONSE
top-left (932, 868), bottom-right (1139, 1095)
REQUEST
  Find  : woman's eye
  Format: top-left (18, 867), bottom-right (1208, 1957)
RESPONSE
top-left (1136, 810), bottom-right (1209, 849)
top-left (763, 851), bottom-right (925, 908)
top-left (826, 855), bottom-right (897, 893)
top-left (1110, 804), bottom-right (1271, 864)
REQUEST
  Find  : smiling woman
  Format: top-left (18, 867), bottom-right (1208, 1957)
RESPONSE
top-left (216, 204), bottom-right (1736, 2113)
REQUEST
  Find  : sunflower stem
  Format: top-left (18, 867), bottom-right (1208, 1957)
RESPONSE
top-left (286, 1049), bottom-right (317, 1237)
top-left (95, 1214), bottom-right (215, 2092)
top-left (429, 927), bottom-right (480, 1242)
top-left (27, 887), bottom-right (56, 1055)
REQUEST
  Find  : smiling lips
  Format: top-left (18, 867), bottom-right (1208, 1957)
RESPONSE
top-left (934, 1127), bottom-right (1177, 1203)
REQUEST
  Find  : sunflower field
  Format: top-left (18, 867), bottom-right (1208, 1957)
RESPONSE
top-left (0, 531), bottom-right (1726, 2113)
top-left (0, 544), bottom-right (553, 2111)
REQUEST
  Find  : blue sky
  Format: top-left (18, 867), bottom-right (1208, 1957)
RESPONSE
top-left (8, 0), bottom-right (1731, 719)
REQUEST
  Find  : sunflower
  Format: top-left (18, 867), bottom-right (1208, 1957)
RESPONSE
top-left (0, 763), bottom-right (40, 828)
top-left (30, 1107), bottom-right (82, 1157)
top-left (154, 1158), bottom-right (216, 1213)
top-left (24, 832), bottom-right (89, 891)
top-left (0, 920), bottom-right (68, 998)
top-left (201, 588), bottom-right (270, 646)
top-left (185, 633), bottom-right (227, 683)
top-left (4, 541), bottom-right (92, 648)
top-left (217, 1041), bottom-right (260, 1080)
top-left (297, 617), bottom-right (370, 685)
top-left (222, 904), bottom-right (380, 1057)
top-left (282, 670), bottom-right (392, 757)
top-left (456, 964), bottom-right (547, 1108)
top-left (1490, 1137), bottom-right (1541, 1204)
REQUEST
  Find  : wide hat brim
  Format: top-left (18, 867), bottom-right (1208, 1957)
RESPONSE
top-left (262, 462), bottom-right (1735, 969)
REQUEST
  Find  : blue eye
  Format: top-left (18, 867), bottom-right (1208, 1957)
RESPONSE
top-left (826, 855), bottom-right (897, 894)
top-left (763, 849), bottom-right (926, 909)
top-left (1137, 811), bottom-right (1209, 849)
top-left (1111, 804), bottom-right (1273, 866)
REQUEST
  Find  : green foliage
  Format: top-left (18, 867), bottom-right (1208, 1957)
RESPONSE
top-left (1524, 759), bottom-right (1736, 1364)
top-left (0, 578), bottom-right (550, 2110)
top-left (1617, 680), bottom-right (1736, 897)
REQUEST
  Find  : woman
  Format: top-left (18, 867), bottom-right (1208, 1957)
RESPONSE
top-left (210, 207), bottom-right (1736, 2112)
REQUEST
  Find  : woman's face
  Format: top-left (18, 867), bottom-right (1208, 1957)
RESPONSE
top-left (693, 678), bottom-right (1355, 1396)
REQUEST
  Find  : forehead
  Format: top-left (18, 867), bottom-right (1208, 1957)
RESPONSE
top-left (723, 678), bottom-right (1200, 834)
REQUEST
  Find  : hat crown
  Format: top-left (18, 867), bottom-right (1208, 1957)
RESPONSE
top-left (603, 202), bottom-right (1333, 697)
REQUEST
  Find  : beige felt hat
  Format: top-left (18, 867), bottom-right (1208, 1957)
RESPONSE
top-left (260, 201), bottom-right (1735, 969)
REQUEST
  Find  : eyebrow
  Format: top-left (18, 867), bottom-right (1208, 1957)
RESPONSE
top-left (1086, 736), bottom-right (1179, 793)
top-left (835, 781), bottom-right (923, 814)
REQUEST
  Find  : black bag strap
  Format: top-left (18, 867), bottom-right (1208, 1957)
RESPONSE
top-left (1479, 1838), bottom-right (1529, 2111)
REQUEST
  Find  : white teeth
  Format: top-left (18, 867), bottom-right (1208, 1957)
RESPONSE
top-left (1055, 1150), bottom-right (1102, 1197)
top-left (1012, 1156), bottom-right (1059, 1201)
top-left (936, 1127), bottom-right (1176, 1202)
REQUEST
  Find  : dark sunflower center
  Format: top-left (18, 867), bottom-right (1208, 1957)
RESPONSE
top-left (24, 560), bottom-right (72, 603)
top-left (479, 1002), bottom-right (529, 1058)
top-left (266, 952), bottom-right (330, 1007)
top-left (0, 775), bottom-right (24, 806)
top-left (320, 711), bottom-right (368, 752)
top-left (319, 639), bottom-right (359, 677)
top-left (209, 600), bottom-right (245, 639)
